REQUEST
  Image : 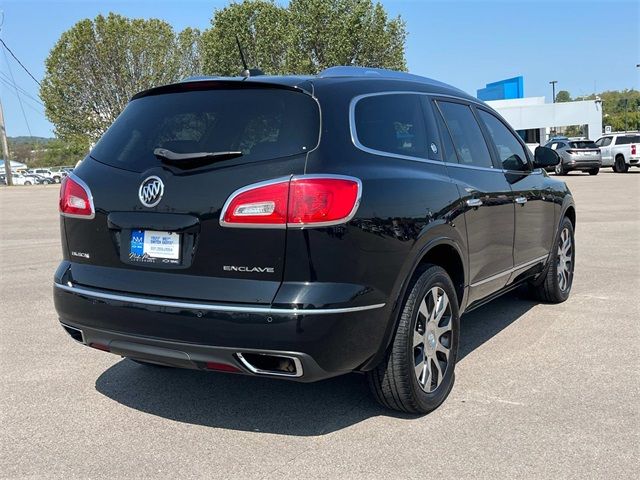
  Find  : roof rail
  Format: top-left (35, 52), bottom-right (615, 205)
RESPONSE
top-left (317, 66), bottom-right (463, 91)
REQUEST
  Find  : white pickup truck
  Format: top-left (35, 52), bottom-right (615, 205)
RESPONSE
top-left (595, 133), bottom-right (640, 173)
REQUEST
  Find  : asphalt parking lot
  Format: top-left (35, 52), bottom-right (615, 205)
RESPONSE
top-left (1, 171), bottom-right (638, 479)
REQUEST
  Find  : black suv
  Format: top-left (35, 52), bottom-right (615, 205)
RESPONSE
top-left (54, 67), bottom-right (575, 413)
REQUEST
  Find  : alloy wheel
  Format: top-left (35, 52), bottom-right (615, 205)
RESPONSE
top-left (413, 286), bottom-right (453, 393)
top-left (557, 227), bottom-right (573, 292)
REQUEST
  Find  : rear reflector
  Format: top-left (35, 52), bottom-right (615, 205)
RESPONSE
top-left (89, 342), bottom-right (110, 352)
top-left (220, 175), bottom-right (361, 228)
top-left (59, 175), bottom-right (94, 218)
top-left (205, 361), bottom-right (241, 373)
top-left (632, 145), bottom-right (637, 155)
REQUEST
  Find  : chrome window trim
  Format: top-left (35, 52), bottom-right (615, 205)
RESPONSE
top-left (218, 174), bottom-right (363, 229)
top-left (469, 254), bottom-right (549, 288)
top-left (54, 282), bottom-right (385, 315)
top-left (350, 91), bottom-right (519, 174)
top-left (60, 172), bottom-right (96, 220)
top-left (349, 91), bottom-right (443, 166)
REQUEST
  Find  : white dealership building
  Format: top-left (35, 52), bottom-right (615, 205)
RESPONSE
top-left (487, 96), bottom-right (603, 145)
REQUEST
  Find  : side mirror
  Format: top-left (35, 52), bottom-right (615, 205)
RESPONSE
top-left (533, 146), bottom-right (560, 169)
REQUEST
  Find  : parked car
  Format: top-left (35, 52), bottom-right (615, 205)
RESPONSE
top-left (545, 139), bottom-right (602, 175)
top-left (11, 173), bottom-right (37, 186)
top-left (32, 174), bottom-right (54, 184)
top-left (595, 133), bottom-right (640, 173)
top-left (54, 67), bottom-right (575, 414)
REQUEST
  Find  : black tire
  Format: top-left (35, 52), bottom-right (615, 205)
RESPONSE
top-left (587, 168), bottom-right (599, 175)
top-left (555, 162), bottom-right (567, 176)
top-left (367, 265), bottom-right (460, 414)
top-left (53, 177), bottom-right (61, 184)
top-left (530, 217), bottom-right (575, 303)
top-left (614, 156), bottom-right (629, 173)
top-left (24, 181), bottom-right (31, 185)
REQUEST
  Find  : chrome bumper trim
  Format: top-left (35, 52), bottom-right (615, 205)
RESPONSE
top-left (54, 283), bottom-right (386, 315)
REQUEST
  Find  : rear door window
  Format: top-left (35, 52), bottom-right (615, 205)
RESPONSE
top-left (435, 101), bottom-right (494, 168)
top-left (353, 93), bottom-right (431, 159)
top-left (615, 136), bottom-right (640, 145)
top-left (90, 87), bottom-right (320, 172)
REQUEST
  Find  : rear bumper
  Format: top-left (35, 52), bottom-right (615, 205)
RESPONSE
top-left (53, 281), bottom-right (389, 382)
top-left (565, 159), bottom-right (602, 170)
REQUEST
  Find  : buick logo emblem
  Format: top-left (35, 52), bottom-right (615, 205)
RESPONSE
top-left (138, 176), bottom-right (164, 207)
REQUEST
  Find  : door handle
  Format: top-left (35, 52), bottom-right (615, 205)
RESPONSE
top-left (515, 196), bottom-right (527, 205)
top-left (466, 198), bottom-right (483, 208)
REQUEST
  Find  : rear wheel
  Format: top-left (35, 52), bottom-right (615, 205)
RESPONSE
top-left (587, 168), bottom-right (599, 175)
top-left (531, 217), bottom-right (574, 303)
top-left (367, 265), bottom-right (459, 414)
top-left (614, 156), bottom-right (628, 173)
top-left (24, 181), bottom-right (31, 185)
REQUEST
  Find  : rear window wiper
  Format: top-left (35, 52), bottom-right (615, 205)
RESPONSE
top-left (154, 148), bottom-right (243, 169)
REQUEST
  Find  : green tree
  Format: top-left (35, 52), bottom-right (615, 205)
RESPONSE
top-left (555, 90), bottom-right (571, 103)
top-left (287, 0), bottom-right (407, 74)
top-left (38, 137), bottom-right (88, 167)
top-left (201, 0), bottom-right (407, 76)
top-left (201, 0), bottom-right (290, 76)
top-left (576, 89), bottom-right (640, 131)
top-left (40, 13), bottom-right (201, 145)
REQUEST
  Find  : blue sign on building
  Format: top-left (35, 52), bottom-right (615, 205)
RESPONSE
top-left (477, 76), bottom-right (524, 101)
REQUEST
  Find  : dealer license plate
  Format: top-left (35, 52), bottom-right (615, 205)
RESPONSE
top-left (130, 230), bottom-right (180, 260)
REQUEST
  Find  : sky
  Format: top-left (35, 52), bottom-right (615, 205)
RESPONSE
top-left (0, 0), bottom-right (638, 138)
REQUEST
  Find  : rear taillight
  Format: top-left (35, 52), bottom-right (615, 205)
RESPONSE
top-left (59, 175), bottom-right (94, 218)
top-left (632, 145), bottom-right (637, 155)
top-left (220, 175), bottom-right (361, 228)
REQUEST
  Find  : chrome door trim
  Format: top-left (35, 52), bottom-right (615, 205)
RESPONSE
top-left (469, 254), bottom-right (549, 288)
top-left (54, 283), bottom-right (385, 315)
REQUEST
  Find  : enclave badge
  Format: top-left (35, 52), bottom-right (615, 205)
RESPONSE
top-left (139, 176), bottom-right (164, 207)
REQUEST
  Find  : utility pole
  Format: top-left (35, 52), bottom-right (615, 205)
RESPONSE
top-left (549, 80), bottom-right (558, 103)
top-left (0, 98), bottom-right (13, 186)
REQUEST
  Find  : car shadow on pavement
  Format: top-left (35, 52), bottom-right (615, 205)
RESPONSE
top-left (95, 288), bottom-right (537, 436)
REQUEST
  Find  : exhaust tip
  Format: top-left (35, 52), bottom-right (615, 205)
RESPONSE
top-left (61, 323), bottom-right (85, 343)
top-left (236, 352), bottom-right (303, 378)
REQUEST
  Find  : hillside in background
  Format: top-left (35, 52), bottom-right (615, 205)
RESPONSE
top-left (5, 136), bottom-right (86, 167)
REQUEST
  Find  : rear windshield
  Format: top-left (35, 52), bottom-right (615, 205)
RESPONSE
top-left (569, 141), bottom-right (598, 149)
top-left (90, 88), bottom-right (320, 172)
top-left (615, 135), bottom-right (640, 145)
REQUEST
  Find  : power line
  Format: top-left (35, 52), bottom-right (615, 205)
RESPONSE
top-left (0, 38), bottom-right (40, 86)
top-left (0, 77), bottom-right (46, 117)
top-left (0, 71), bottom-right (44, 106)
top-left (3, 47), bottom-right (32, 137)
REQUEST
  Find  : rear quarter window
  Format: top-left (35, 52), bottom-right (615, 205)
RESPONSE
top-left (90, 87), bottom-right (320, 172)
top-left (353, 93), bottom-right (439, 160)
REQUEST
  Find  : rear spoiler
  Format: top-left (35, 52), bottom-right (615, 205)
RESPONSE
top-left (131, 78), bottom-right (314, 101)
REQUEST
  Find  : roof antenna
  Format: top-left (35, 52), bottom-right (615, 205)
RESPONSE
top-left (235, 35), bottom-right (264, 78)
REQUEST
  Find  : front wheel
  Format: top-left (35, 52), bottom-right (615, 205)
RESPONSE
top-left (530, 217), bottom-right (575, 303)
top-left (367, 265), bottom-right (459, 413)
top-left (587, 168), bottom-right (599, 175)
top-left (53, 177), bottom-right (61, 184)
top-left (24, 181), bottom-right (31, 185)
